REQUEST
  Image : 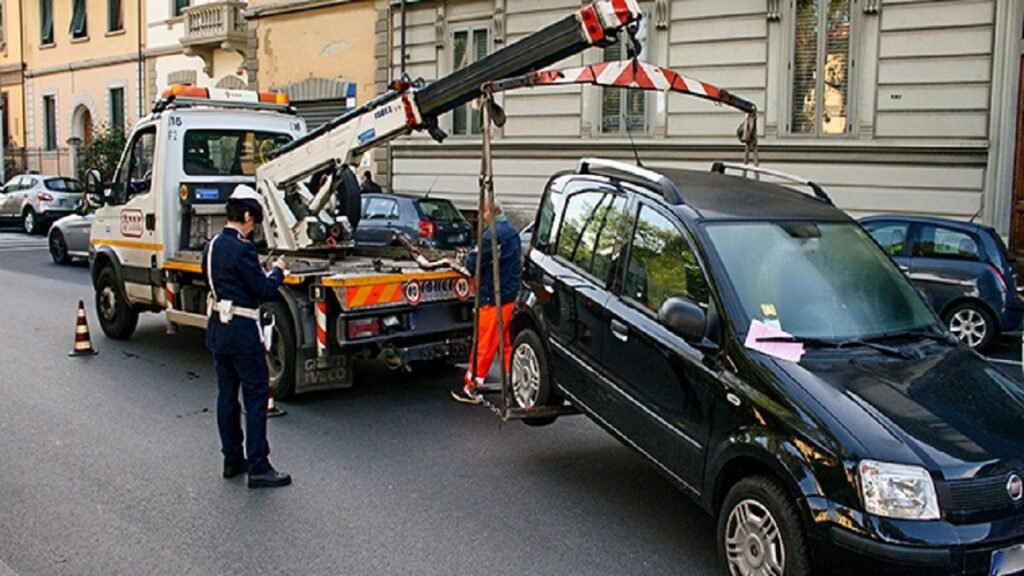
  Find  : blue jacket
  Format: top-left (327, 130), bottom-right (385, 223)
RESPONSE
top-left (202, 227), bottom-right (284, 355)
top-left (465, 218), bottom-right (521, 306)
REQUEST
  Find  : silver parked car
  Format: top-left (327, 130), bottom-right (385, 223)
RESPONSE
top-left (0, 174), bottom-right (85, 234)
top-left (48, 204), bottom-right (93, 265)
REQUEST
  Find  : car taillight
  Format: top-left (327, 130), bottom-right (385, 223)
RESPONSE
top-left (990, 264), bottom-right (1008, 293)
top-left (37, 192), bottom-right (53, 201)
top-left (346, 317), bottom-right (380, 340)
top-left (418, 219), bottom-right (435, 239)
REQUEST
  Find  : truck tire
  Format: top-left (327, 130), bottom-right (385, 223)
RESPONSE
top-left (510, 328), bottom-right (560, 427)
top-left (263, 301), bottom-right (296, 400)
top-left (95, 266), bottom-right (138, 339)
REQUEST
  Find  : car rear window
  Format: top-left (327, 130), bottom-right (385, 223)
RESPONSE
top-left (417, 199), bottom-right (463, 222)
top-left (45, 177), bottom-right (84, 192)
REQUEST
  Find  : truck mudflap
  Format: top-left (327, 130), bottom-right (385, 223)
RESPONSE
top-left (294, 352), bottom-right (353, 395)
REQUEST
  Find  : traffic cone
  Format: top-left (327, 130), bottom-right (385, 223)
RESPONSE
top-left (267, 386), bottom-right (286, 418)
top-left (69, 300), bottom-right (98, 357)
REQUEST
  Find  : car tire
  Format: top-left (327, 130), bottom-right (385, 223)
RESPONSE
top-left (95, 266), bottom-right (139, 340)
top-left (263, 301), bottom-right (296, 401)
top-left (49, 229), bottom-right (70, 265)
top-left (718, 475), bottom-right (812, 576)
top-left (944, 301), bottom-right (996, 351)
top-left (510, 328), bottom-right (560, 427)
top-left (23, 208), bottom-right (40, 235)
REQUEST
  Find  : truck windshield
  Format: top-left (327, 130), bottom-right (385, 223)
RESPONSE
top-left (705, 221), bottom-right (939, 341)
top-left (183, 129), bottom-right (292, 176)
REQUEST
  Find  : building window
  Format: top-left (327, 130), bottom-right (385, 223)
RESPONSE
top-left (173, 0), bottom-right (190, 18)
top-left (601, 13), bottom-right (649, 134)
top-left (451, 27), bottom-right (488, 136)
top-left (109, 87), bottom-right (125, 134)
top-left (70, 0), bottom-right (87, 39)
top-left (2, 93), bottom-right (9, 146)
top-left (107, 0), bottom-right (123, 32)
top-left (789, 0), bottom-right (853, 136)
top-left (0, 0), bottom-right (7, 47)
top-left (42, 95), bottom-right (56, 150)
top-left (40, 0), bottom-right (53, 44)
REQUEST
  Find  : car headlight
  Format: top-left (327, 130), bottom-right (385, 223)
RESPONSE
top-left (859, 460), bottom-right (939, 521)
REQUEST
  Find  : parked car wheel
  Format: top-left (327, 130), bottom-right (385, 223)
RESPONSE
top-left (510, 328), bottom-right (560, 427)
top-left (944, 301), bottom-right (995, 350)
top-left (263, 300), bottom-right (296, 401)
top-left (95, 266), bottom-right (139, 339)
top-left (23, 208), bottom-right (40, 235)
top-left (48, 229), bottom-right (70, 264)
top-left (718, 476), bottom-right (811, 576)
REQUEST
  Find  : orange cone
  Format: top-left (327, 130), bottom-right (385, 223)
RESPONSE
top-left (267, 386), bottom-right (286, 418)
top-left (69, 300), bottom-right (98, 357)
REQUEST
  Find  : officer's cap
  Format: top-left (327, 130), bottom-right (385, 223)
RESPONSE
top-left (227, 184), bottom-right (264, 224)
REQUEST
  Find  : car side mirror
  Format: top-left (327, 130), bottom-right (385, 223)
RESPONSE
top-left (658, 297), bottom-right (708, 343)
top-left (84, 169), bottom-right (104, 208)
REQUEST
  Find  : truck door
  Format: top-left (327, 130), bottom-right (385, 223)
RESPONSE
top-left (104, 125), bottom-right (160, 304)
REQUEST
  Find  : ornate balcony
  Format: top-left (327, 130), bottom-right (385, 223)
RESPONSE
top-left (180, 1), bottom-right (248, 76)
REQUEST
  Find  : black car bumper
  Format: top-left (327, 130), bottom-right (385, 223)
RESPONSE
top-left (808, 496), bottom-right (1024, 575)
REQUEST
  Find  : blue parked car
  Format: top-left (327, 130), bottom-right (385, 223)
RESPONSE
top-left (861, 214), bottom-right (1024, 350)
top-left (355, 193), bottom-right (472, 250)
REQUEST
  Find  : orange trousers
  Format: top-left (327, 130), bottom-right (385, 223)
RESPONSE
top-left (465, 302), bottom-right (515, 388)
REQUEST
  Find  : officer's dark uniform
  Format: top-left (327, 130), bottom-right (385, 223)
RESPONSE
top-left (202, 226), bottom-right (283, 476)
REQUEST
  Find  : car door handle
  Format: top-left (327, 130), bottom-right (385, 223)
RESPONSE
top-left (898, 265), bottom-right (909, 272)
top-left (610, 319), bottom-right (628, 342)
top-left (541, 276), bottom-right (556, 295)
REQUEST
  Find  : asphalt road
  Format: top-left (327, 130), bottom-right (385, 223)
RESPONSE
top-left (0, 229), bottom-right (721, 576)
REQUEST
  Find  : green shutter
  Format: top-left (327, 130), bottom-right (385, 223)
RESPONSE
top-left (70, 0), bottom-right (87, 38)
top-left (452, 30), bottom-right (468, 135)
top-left (40, 0), bottom-right (52, 44)
top-left (107, 0), bottom-right (123, 32)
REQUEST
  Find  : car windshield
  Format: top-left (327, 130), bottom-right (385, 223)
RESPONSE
top-left (705, 221), bottom-right (940, 340)
top-left (417, 199), bottom-right (463, 222)
top-left (183, 129), bottom-right (292, 176)
top-left (45, 177), bottom-right (84, 192)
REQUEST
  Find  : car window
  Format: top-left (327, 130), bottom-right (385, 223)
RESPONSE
top-left (555, 190), bottom-right (627, 282)
top-left (623, 204), bottom-right (709, 311)
top-left (417, 199), bottom-right (463, 222)
top-left (363, 197), bottom-right (398, 220)
top-left (913, 225), bottom-right (981, 261)
top-left (110, 127), bottom-right (157, 205)
top-left (864, 221), bottom-right (909, 256)
top-left (44, 177), bottom-right (84, 192)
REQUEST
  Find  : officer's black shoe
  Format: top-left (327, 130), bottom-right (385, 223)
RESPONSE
top-left (248, 469), bottom-right (291, 489)
top-left (223, 461), bottom-right (247, 479)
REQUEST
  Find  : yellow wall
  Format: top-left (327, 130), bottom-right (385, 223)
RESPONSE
top-left (0, 0), bottom-right (26, 147)
top-left (23, 0), bottom-right (141, 67)
top-left (251, 1), bottom-right (377, 105)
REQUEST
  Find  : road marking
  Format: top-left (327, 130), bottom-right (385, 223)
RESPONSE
top-left (0, 232), bottom-right (46, 253)
top-left (0, 557), bottom-right (18, 576)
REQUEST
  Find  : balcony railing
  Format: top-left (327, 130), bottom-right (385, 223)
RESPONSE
top-left (180, 1), bottom-right (248, 75)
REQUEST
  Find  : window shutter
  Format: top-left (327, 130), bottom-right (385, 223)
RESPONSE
top-left (821, 0), bottom-right (851, 135)
top-left (108, 0), bottom-right (123, 32)
top-left (790, 0), bottom-right (819, 134)
top-left (40, 0), bottom-right (53, 44)
top-left (70, 0), bottom-right (87, 37)
top-left (452, 30), bottom-right (468, 135)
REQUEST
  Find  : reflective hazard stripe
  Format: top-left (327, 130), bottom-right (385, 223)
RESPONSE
top-left (315, 301), bottom-right (327, 358)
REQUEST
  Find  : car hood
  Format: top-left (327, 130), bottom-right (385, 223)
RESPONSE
top-left (774, 347), bottom-right (1024, 478)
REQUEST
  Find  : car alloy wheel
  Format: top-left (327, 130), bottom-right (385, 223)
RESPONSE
top-left (724, 499), bottom-right (785, 576)
top-left (49, 230), bottom-right (69, 264)
top-left (949, 307), bottom-right (988, 349)
top-left (23, 210), bottom-right (36, 234)
top-left (511, 341), bottom-right (541, 408)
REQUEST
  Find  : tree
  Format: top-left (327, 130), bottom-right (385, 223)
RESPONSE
top-left (79, 124), bottom-right (126, 182)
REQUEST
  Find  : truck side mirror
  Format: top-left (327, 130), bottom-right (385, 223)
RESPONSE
top-left (84, 169), bottom-right (104, 208)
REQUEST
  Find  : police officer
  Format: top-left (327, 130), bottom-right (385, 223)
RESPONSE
top-left (203, 185), bottom-right (291, 488)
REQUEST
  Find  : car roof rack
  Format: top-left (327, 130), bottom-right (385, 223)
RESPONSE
top-left (576, 158), bottom-right (685, 205)
top-left (710, 161), bottom-right (833, 205)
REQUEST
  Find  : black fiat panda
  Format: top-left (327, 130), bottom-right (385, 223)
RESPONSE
top-left (508, 158), bottom-right (1024, 575)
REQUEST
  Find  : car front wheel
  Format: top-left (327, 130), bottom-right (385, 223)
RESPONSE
top-left (944, 301), bottom-right (995, 350)
top-left (718, 476), bottom-right (811, 576)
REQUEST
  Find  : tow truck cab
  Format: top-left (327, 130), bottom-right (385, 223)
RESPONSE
top-left (88, 85), bottom-right (306, 314)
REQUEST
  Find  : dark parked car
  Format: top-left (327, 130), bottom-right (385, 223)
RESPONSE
top-left (355, 193), bottom-right (472, 249)
top-left (861, 214), bottom-right (1024, 350)
top-left (510, 158), bottom-right (1024, 575)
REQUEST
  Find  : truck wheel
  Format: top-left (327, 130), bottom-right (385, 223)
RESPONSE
top-left (510, 328), bottom-right (560, 427)
top-left (263, 301), bottom-right (296, 400)
top-left (95, 266), bottom-right (138, 339)
top-left (718, 476), bottom-right (811, 576)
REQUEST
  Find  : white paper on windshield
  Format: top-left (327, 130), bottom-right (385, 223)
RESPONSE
top-left (744, 319), bottom-right (804, 363)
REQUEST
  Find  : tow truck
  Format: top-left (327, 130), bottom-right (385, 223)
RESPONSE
top-left (84, 0), bottom-right (643, 398)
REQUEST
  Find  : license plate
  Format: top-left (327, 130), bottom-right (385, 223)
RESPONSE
top-left (448, 233), bottom-right (465, 243)
top-left (57, 199), bottom-right (65, 206)
top-left (991, 544), bottom-right (1024, 575)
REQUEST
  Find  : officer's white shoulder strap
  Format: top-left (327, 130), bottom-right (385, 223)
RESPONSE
top-left (206, 234), bottom-right (219, 302)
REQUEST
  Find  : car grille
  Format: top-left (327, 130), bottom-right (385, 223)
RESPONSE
top-left (945, 474), bottom-right (1024, 523)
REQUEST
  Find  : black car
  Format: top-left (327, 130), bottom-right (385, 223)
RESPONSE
top-left (861, 214), bottom-right (1024, 350)
top-left (510, 158), bottom-right (1024, 575)
top-left (355, 193), bottom-right (472, 249)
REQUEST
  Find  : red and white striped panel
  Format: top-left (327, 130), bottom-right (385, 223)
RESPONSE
top-left (315, 301), bottom-right (328, 359)
top-left (532, 61), bottom-right (722, 102)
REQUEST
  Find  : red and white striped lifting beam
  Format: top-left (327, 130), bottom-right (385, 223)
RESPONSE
top-left (483, 59), bottom-right (757, 116)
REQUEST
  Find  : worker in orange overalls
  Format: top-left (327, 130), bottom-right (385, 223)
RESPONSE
top-left (452, 196), bottom-right (522, 404)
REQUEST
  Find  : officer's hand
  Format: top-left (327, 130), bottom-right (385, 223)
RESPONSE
top-left (272, 256), bottom-right (289, 274)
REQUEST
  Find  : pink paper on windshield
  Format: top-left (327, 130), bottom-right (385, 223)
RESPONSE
top-left (744, 319), bottom-right (805, 363)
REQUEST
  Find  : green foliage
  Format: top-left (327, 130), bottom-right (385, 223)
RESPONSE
top-left (79, 124), bottom-right (126, 181)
